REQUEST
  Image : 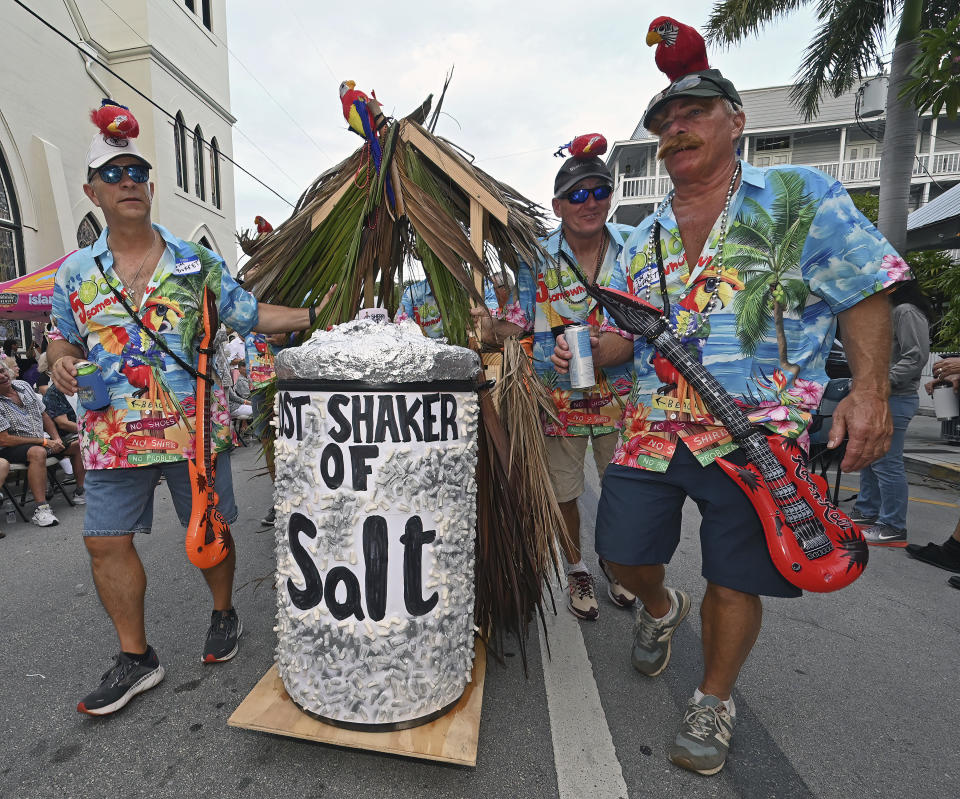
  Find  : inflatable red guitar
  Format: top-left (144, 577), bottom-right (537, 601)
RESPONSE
top-left (185, 286), bottom-right (233, 569)
top-left (582, 283), bottom-right (868, 593)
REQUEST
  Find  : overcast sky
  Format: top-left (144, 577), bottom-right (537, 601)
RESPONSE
top-left (225, 1), bottom-right (828, 247)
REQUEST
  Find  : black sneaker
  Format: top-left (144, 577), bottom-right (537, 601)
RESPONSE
top-left (203, 608), bottom-right (242, 663)
top-left (77, 650), bottom-right (164, 716)
top-left (260, 507), bottom-right (275, 527)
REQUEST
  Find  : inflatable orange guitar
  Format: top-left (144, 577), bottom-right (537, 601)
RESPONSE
top-left (185, 285), bottom-right (233, 569)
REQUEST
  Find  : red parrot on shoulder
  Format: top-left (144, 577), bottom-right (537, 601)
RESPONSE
top-left (646, 17), bottom-right (709, 81)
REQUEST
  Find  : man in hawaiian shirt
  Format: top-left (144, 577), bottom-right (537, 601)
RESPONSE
top-left (476, 155), bottom-right (637, 621)
top-left (554, 69), bottom-right (905, 775)
top-left (47, 107), bottom-right (329, 717)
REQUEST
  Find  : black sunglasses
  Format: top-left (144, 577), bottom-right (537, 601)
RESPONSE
top-left (564, 185), bottom-right (613, 204)
top-left (648, 74), bottom-right (738, 118)
top-left (95, 163), bottom-right (150, 184)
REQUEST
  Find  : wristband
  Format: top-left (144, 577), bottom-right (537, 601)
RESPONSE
top-left (308, 306), bottom-right (317, 326)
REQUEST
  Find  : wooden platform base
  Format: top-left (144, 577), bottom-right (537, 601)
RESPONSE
top-left (228, 638), bottom-right (487, 766)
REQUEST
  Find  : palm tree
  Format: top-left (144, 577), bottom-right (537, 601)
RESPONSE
top-left (705, 1), bottom-right (958, 254)
top-left (727, 170), bottom-right (815, 378)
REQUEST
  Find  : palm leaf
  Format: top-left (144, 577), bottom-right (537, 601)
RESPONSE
top-left (734, 272), bottom-right (774, 354)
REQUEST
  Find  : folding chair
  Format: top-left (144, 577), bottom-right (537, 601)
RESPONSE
top-left (2, 456), bottom-right (76, 521)
top-left (807, 378), bottom-right (852, 504)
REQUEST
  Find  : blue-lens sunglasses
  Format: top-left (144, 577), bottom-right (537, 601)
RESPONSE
top-left (95, 163), bottom-right (150, 184)
top-left (564, 185), bottom-right (613, 204)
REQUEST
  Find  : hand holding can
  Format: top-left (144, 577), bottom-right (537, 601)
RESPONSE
top-left (565, 324), bottom-right (596, 390)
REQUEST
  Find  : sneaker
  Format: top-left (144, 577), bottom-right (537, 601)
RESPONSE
top-left (566, 571), bottom-right (599, 620)
top-left (861, 523), bottom-right (908, 547)
top-left (261, 507), bottom-right (275, 527)
top-left (848, 512), bottom-right (877, 526)
top-left (31, 503), bottom-right (58, 527)
top-left (203, 608), bottom-right (243, 663)
top-left (668, 694), bottom-right (735, 776)
top-left (631, 587), bottom-right (691, 677)
top-left (77, 650), bottom-right (164, 716)
top-left (599, 559), bottom-right (637, 608)
top-left (905, 541), bottom-right (960, 573)
top-left (72, 487), bottom-right (87, 505)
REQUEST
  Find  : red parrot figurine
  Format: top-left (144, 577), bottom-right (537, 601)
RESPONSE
top-left (554, 133), bottom-right (608, 159)
top-left (646, 17), bottom-right (710, 81)
top-left (254, 215), bottom-right (273, 235)
top-left (90, 99), bottom-right (140, 140)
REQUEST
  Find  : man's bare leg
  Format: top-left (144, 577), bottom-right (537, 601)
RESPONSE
top-left (85, 534), bottom-right (147, 653)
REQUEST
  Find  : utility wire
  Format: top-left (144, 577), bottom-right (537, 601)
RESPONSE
top-left (13, 0), bottom-right (295, 207)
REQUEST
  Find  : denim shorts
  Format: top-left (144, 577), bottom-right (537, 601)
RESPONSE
top-left (83, 450), bottom-right (239, 537)
top-left (595, 441), bottom-right (801, 598)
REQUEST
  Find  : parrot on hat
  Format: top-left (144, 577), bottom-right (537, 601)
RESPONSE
top-left (90, 99), bottom-right (140, 140)
top-left (646, 17), bottom-right (709, 82)
top-left (339, 80), bottom-right (395, 208)
top-left (554, 133), bottom-right (608, 159)
top-left (254, 216), bottom-right (273, 235)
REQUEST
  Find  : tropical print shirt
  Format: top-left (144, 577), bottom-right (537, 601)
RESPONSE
top-left (245, 333), bottom-right (282, 389)
top-left (523, 223), bottom-right (635, 437)
top-left (395, 279), bottom-right (501, 339)
top-left (49, 224), bottom-right (259, 470)
top-left (615, 161), bottom-right (910, 472)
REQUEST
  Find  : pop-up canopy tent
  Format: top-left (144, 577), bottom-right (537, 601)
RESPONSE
top-left (0, 251), bottom-right (75, 321)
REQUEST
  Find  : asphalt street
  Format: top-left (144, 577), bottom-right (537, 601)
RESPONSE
top-left (0, 442), bottom-right (958, 799)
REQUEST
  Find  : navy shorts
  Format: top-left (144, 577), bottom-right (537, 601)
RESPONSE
top-left (83, 451), bottom-right (239, 537)
top-left (595, 441), bottom-right (801, 598)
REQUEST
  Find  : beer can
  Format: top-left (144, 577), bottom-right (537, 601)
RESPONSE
top-left (565, 324), bottom-right (595, 390)
top-left (75, 360), bottom-right (111, 410)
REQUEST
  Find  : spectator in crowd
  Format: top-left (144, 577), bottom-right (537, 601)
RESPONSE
top-left (17, 342), bottom-right (40, 388)
top-left (852, 281), bottom-right (930, 546)
top-left (2, 340), bottom-right (19, 377)
top-left (227, 361), bottom-right (252, 435)
top-left (0, 362), bottom-right (84, 526)
top-left (35, 353), bottom-right (51, 394)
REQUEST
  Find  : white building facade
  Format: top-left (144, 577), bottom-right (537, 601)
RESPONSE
top-left (0, 0), bottom-right (237, 339)
top-left (607, 79), bottom-right (960, 229)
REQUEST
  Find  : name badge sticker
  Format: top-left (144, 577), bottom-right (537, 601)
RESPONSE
top-left (173, 257), bottom-right (201, 275)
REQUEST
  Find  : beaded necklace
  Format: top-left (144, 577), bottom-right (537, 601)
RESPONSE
top-left (554, 226), bottom-right (609, 318)
top-left (644, 162), bottom-right (742, 331)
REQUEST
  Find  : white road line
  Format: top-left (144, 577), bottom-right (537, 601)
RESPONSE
top-left (538, 585), bottom-right (629, 799)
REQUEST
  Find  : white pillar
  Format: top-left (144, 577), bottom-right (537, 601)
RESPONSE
top-left (838, 126), bottom-right (847, 182)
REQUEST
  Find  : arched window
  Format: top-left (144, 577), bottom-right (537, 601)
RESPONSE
top-left (210, 137), bottom-right (221, 210)
top-left (193, 125), bottom-right (205, 201)
top-left (76, 213), bottom-right (102, 248)
top-left (174, 112), bottom-right (188, 190)
top-left (198, 236), bottom-right (213, 251)
top-left (0, 145), bottom-right (23, 284)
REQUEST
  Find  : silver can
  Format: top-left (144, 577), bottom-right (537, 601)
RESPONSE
top-left (565, 324), bottom-right (595, 390)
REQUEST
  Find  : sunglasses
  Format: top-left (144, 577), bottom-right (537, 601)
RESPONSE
top-left (647, 74), bottom-right (738, 117)
top-left (564, 185), bottom-right (613, 204)
top-left (95, 163), bottom-right (150, 184)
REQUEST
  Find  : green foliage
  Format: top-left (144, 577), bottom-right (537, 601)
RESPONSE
top-left (849, 191), bottom-right (960, 349)
top-left (903, 14), bottom-right (960, 119)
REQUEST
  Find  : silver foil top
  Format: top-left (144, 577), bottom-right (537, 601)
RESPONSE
top-left (275, 319), bottom-right (481, 382)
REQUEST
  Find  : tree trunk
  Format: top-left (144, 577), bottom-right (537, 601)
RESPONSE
top-left (877, 0), bottom-right (923, 254)
top-left (773, 299), bottom-right (800, 378)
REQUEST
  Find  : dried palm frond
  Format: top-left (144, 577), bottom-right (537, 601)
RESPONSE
top-left (495, 337), bottom-right (565, 585)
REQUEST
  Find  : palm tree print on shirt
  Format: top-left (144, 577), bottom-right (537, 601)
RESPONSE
top-left (727, 170), bottom-right (817, 378)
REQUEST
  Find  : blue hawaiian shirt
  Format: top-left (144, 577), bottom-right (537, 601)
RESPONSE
top-left (614, 161), bottom-right (911, 472)
top-left (50, 224), bottom-right (259, 469)
top-left (395, 279), bottom-right (501, 339)
top-left (522, 222), bottom-right (635, 437)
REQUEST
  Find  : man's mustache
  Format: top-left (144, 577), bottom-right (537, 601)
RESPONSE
top-left (657, 133), bottom-right (704, 160)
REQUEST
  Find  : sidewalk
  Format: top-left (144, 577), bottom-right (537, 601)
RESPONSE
top-left (903, 408), bottom-right (960, 488)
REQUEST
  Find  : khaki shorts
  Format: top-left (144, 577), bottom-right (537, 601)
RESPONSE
top-left (545, 432), bottom-right (619, 503)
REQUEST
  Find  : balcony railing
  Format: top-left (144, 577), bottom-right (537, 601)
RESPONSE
top-left (614, 149), bottom-right (960, 205)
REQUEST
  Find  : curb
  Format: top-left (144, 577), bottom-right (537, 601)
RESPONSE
top-left (904, 454), bottom-right (960, 489)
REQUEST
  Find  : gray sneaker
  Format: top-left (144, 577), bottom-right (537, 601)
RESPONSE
top-left (631, 587), bottom-right (691, 677)
top-left (849, 511), bottom-right (877, 526)
top-left (668, 694), bottom-right (735, 775)
top-left (861, 523), bottom-right (907, 547)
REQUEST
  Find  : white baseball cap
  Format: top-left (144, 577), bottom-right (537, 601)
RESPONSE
top-left (85, 132), bottom-right (152, 172)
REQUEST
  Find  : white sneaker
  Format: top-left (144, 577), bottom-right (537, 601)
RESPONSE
top-left (32, 503), bottom-right (58, 527)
